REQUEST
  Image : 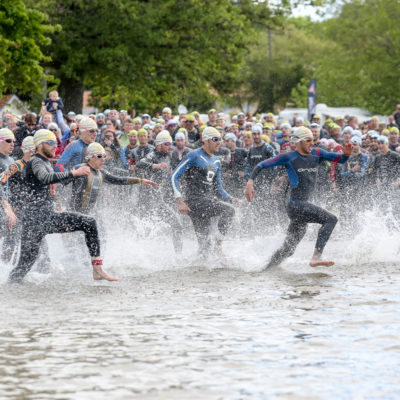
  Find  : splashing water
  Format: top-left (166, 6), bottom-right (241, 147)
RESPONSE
top-left (0, 192), bottom-right (399, 399)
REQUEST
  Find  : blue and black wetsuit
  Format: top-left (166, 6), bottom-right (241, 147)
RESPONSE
top-left (250, 147), bottom-right (348, 268)
top-left (170, 148), bottom-right (235, 254)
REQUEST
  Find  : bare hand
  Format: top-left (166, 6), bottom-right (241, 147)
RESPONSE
top-left (352, 164), bottom-right (361, 172)
top-left (177, 198), bottom-right (191, 214)
top-left (343, 143), bottom-right (353, 157)
top-left (270, 184), bottom-right (281, 193)
top-left (6, 208), bottom-right (17, 231)
top-left (238, 171), bottom-right (245, 178)
top-left (142, 179), bottom-right (158, 188)
top-left (391, 181), bottom-right (400, 189)
top-left (72, 166), bottom-right (90, 177)
top-left (154, 162), bottom-right (168, 170)
top-left (245, 180), bottom-right (255, 202)
top-left (232, 198), bottom-right (242, 206)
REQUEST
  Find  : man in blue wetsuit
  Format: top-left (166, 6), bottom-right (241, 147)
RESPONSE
top-left (245, 127), bottom-right (353, 269)
top-left (170, 127), bottom-right (240, 256)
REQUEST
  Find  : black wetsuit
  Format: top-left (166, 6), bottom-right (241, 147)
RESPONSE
top-left (133, 144), bottom-right (155, 166)
top-left (372, 150), bottom-right (400, 218)
top-left (223, 148), bottom-right (248, 198)
top-left (245, 143), bottom-right (277, 232)
top-left (0, 180), bottom-right (6, 234)
top-left (187, 128), bottom-right (200, 144)
top-left (8, 154), bottom-right (101, 282)
top-left (0, 160), bottom-right (28, 263)
top-left (244, 143), bottom-right (276, 182)
top-left (0, 153), bottom-right (15, 252)
top-left (372, 150), bottom-right (400, 187)
top-left (0, 153), bottom-right (13, 173)
top-left (250, 148), bottom-right (348, 268)
top-left (171, 146), bottom-right (191, 170)
top-left (136, 149), bottom-right (183, 252)
top-left (170, 148), bottom-right (235, 255)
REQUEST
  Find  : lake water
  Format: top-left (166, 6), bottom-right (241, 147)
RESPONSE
top-left (0, 211), bottom-right (399, 400)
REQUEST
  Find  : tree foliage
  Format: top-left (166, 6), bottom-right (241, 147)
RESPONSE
top-left (0, 0), bottom-right (54, 96)
top-left (315, 0), bottom-right (400, 114)
top-left (289, 0), bottom-right (400, 114)
top-left (24, 0), bottom-right (291, 112)
top-left (241, 20), bottom-right (333, 112)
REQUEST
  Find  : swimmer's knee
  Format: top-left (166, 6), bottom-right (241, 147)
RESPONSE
top-left (82, 216), bottom-right (98, 232)
top-left (329, 214), bottom-right (338, 226)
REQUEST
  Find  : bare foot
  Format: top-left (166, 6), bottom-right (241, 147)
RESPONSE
top-left (309, 259), bottom-right (335, 267)
top-left (92, 265), bottom-right (119, 281)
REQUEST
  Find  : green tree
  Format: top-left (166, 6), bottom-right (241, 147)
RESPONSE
top-left (26, 0), bottom-right (292, 113)
top-left (242, 20), bottom-right (333, 112)
top-left (291, 0), bottom-right (400, 114)
top-left (0, 0), bottom-right (54, 96)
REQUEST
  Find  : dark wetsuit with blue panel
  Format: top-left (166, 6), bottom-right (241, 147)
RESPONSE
top-left (250, 147), bottom-right (348, 268)
top-left (170, 148), bottom-right (235, 254)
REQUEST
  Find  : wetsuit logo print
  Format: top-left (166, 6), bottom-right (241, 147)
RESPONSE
top-left (206, 170), bottom-right (215, 183)
top-left (298, 168), bottom-right (318, 173)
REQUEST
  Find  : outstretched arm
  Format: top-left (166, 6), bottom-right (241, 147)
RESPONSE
top-left (102, 170), bottom-right (157, 187)
top-left (318, 144), bottom-right (352, 164)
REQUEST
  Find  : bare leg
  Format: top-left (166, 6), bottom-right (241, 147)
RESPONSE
top-left (214, 239), bottom-right (223, 256)
top-left (91, 258), bottom-right (118, 281)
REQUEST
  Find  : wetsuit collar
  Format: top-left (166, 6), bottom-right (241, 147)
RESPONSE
top-left (201, 147), bottom-right (213, 158)
top-left (295, 150), bottom-right (310, 158)
top-left (33, 153), bottom-right (49, 162)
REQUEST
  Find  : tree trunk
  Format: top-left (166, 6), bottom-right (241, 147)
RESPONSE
top-left (58, 75), bottom-right (84, 114)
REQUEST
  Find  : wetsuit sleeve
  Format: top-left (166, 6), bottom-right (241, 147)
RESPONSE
top-left (120, 147), bottom-right (128, 169)
top-left (0, 183), bottom-right (5, 201)
top-left (244, 152), bottom-right (251, 180)
top-left (342, 154), bottom-right (367, 178)
top-left (55, 142), bottom-right (75, 172)
top-left (32, 157), bottom-right (73, 184)
top-left (249, 154), bottom-right (288, 180)
top-left (318, 148), bottom-right (349, 164)
top-left (169, 152), bottom-right (195, 198)
top-left (0, 161), bottom-right (24, 184)
top-left (56, 109), bottom-right (69, 133)
top-left (61, 130), bottom-right (71, 147)
top-left (101, 169), bottom-right (141, 185)
top-left (216, 161), bottom-right (233, 202)
top-left (135, 153), bottom-right (154, 169)
top-left (356, 154), bottom-right (368, 177)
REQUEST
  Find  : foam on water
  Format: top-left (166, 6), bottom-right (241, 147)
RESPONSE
top-left (1, 205), bottom-right (399, 283)
top-left (1, 202), bottom-right (399, 399)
